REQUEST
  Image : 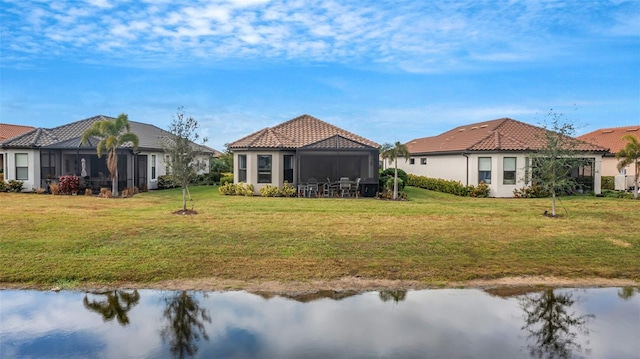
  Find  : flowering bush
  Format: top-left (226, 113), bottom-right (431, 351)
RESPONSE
top-left (58, 175), bottom-right (80, 195)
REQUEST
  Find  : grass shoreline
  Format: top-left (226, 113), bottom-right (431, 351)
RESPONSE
top-left (2, 186), bottom-right (638, 292)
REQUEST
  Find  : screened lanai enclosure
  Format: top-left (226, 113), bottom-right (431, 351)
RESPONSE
top-left (295, 136), bottom-right (380, 196)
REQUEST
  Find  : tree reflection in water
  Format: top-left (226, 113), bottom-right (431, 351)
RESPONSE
top-left (617, 286), bottom-right (638, 300)
top-left (83, 290), bottom-right (140, 326)
top-left (378, 290), bottom-right (407, 303)
top-left (519, 289), bottom-right (594, 359)
top-left (160, 291), bottom-right (212, 359)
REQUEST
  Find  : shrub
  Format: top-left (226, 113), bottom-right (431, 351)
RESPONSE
top-left (407, 174), bottom-right (492, 197)
top-left (58, 175), bottom-right (80, 195)
top-left (469, 181), bottom-right (490, 198)
top-left (7, 180), bottom-right (24, 193)
top-left (379, 168), bottom-right (408, 191)
top-left (513, 185), bottom-right (550, 198)
top-left (49, 182), bottom-right (60, 195)
top-left (220, 175), bottom-right (234, 185)
top-left (0, 181), bottom-right (7, 192)
top-left (195, 172), bottom-right (217, 186)
top-left (280, 181), bottom-right (297, 197)
top-left (158, 175), bottom-right (179, 189)
top-left (601, 176), bottom-right (615, 191)
top-left (218, 182), bottom-right (236, 195)
top-left (259, 185), bottom-right (280, 197)
top-left (234, 182), bottom-right (254, 196)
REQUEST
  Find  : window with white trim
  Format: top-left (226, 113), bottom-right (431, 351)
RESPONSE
top-left (151, 155), bottom-right (157, 180)
top-left (238, 155), bottom-right (247, 182)
top-left (420, 158), bottom-right (427, 165)
top-left (478, 157), bottom-right (491, 184)
top-left (503, 157), bottom-right (516, 185)
top-left (15, 153), bottom-right (28, 180)
top-left (409, 158), bottom-right (415, 165)
top-left (257, 155), bottom-right (271, 183)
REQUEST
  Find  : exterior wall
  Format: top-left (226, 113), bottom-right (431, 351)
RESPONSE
top-left (399, 151), bottom-right (604, 197)
top-left (139, 151), bottom-right (167, 190)
top-left (3, 149), bottom-right (40, 191)
top-left (601, 156), bottom-right (635, 179)
top-left (234, 150), bottom-right (290, 195)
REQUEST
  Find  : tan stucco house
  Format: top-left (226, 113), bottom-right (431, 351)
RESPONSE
top-left (578, 126), bottom-right (639, 191)
top-left (393, 118), bottom-right (608, 197)
top-left (1, 115), bottom-right (215, 192)
top-left (227, 114), bottom-right (381, 196)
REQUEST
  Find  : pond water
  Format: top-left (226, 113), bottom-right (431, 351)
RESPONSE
top-left (1, 287), bottom-right (638, 359)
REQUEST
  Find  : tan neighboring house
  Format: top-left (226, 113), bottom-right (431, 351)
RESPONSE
top-left (578, 126), bottom-right (640, 190)
top-left (0, 115), bottom-right (215, 192)
top-left (0, 123), bottom-right (36, 177)
top-left (227, 114), bottom-right (381, 195)
top-left (393, 118), bottom-right (608, 197)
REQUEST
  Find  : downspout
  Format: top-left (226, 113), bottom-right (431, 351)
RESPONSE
top-left (462, 152), bottom-right (469, 186)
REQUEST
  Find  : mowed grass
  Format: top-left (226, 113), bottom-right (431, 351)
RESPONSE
top-left (1, 186), bottom-right (638, 287)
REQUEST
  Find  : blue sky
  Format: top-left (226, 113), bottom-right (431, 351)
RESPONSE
top-left (1, 0), bottom-right (639, 151)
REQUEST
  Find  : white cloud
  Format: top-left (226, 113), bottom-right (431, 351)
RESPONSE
top-left (1, 0), bottom-right (637, 71)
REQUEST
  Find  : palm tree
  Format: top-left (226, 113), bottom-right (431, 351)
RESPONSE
top-left (380, 141), bottom-right (411, 200)
top-left (81, 114), bottom-right (139, 197)
top-left (616, 134), bottom-right (640, 199)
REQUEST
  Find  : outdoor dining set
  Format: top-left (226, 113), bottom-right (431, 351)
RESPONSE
top-left (297, 177), bottom-right (361, 198)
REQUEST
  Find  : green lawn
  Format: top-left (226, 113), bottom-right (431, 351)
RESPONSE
top-left (1, 186), bottom-right (638, 288)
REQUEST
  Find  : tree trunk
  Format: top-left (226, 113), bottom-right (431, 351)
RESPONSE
top-left (551, 191), bottom-right (557, 216)
top-left (393, 158), bottom-right (398, 200)
top-left (113, 167), bottom-right (118, 197)
top-left (634, 162), bottom-right (639, 200)
top-left (182, 187), bottom-right (187, 211)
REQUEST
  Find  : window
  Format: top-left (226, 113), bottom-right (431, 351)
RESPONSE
top-left (478, 157), bottom-right (491, 184)
top-left (15, 153), bottom-right (28, 180)
top-left (283, 155), bottom-right (293, 183)
top-left (238, 155), bottom-right (247, 182)
top-left (257, 155), bottom-right (271, 183)
top-left (151, 155), bottom-right (157, 179)
top-left (409, 158), bottom-right (415, 165)
top-left (420, 158), bottom-right (427, 165)
top-left (503, 157), bottom-right (516, 185)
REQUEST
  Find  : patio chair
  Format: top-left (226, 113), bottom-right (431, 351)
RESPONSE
top-left (307, 183), bottom-right (319, 197)
top-left (306, 178), bottom-right (319, 197)
top-left (350, 177), bottom-right (361, 198)
top-left (339, 178), bottom-right (351, 197)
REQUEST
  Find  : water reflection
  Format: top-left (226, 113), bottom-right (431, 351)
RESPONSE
top-left (519, 289), bottom-right (594, 359)
top-left (618, 286), bottom-right (638, 300)
top-left (160, 291), bottom-right (211, 359)
top-left (83, 290), bottom-right (140, 326)
top-left (378, 290), bottom-right (407, 303)
top-left (1, 287), bottom-right (638, 359)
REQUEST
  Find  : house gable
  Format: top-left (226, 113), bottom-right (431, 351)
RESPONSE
top-left (228, 114), bottom-right (379, 150)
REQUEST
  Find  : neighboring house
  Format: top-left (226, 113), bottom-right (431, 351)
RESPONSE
top-left (0, 123), bottom-right (36, 176)
top-left (0, 115), bottom-right (214, 192)
top-left (227, 114), bottom-right (381, 195)
top-left (394, 118), bottom-right (608, 197)
top-left (577, 126), bottom-right (639, 190)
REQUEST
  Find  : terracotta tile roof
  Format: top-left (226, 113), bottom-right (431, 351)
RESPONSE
top-left (406, 118), bottom-right (608, 154)
top-left (227, 114), bottom-right (380, 149)
top-left (0, 123), bottom-right (35, 141)
top-left (577, 126), bottom-right (640, 154)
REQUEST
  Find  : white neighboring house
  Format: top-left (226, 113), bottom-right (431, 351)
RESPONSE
top-left (0, 115), bottom-right (215, 192)
top-left (392, 118), bottom-right (609, 198)
top-left (577, 126), bottom-right (639, 191)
